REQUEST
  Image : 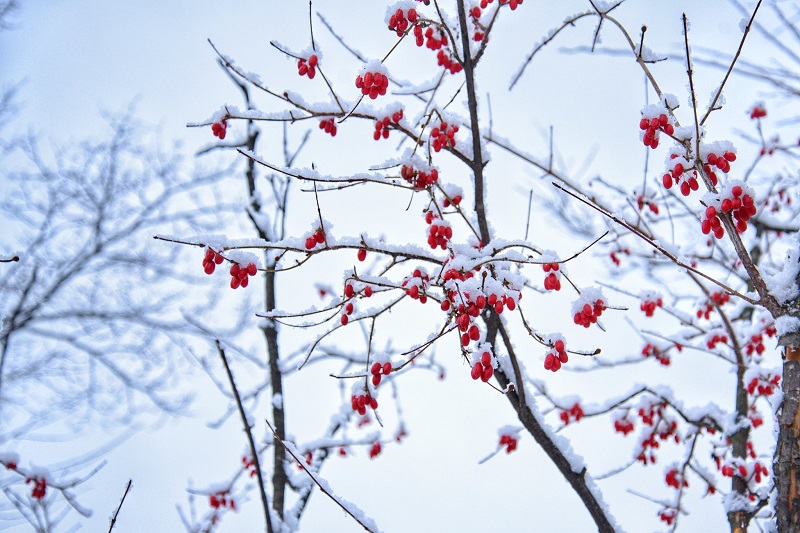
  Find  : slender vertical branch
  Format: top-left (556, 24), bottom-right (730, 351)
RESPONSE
top-left (217, 341), bottom-right (274, 533)
top-left (107, 479), bottom-right (132, 533)
top-left (456, 0), bottom-right (490, 246)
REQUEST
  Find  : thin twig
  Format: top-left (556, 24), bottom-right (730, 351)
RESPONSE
top-left (265, 420), bottom-right (379, 532)
top-left (107, 479), bottom-right (132, 533)
top-left (217, 340), bottom-right (274, 533)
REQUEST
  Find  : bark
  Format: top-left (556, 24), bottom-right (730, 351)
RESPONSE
top-left (776, 349), bottom-right (800, 532)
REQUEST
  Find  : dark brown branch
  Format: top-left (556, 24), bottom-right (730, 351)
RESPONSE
top-left (107, 479), bottom-right (132, 533)
top-left (217, 341), bottom-right (274, 533)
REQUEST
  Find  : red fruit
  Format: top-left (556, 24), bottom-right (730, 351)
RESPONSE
top-left (305, 237), bottom-right (316, 249)
top-left (481, 351), bottom-right (491, 367)
top-left (345, 284), bottom-right (355, 298)
top-left (247, 263), bottom-right (257, 276)
top-left (371, 362), bottom-right (381, 375)
top-left (732, 185), bottom-right (743, 197)
top-left (372, 374), bottom-right (381, 386)
top-left (468, 324), bottom-right (480, 341)
top-left (204, 262), bottom-right (215, 275)
top-left (364, 286), bottom-right (373, 297)
top-left (471, 362), bottom-right (482, 380)
top-left (662, 174), bottom-right (673, 189)
top-left (340, 314), bottom-right (349, 326)
top-left (481, 365), bottom-right (493, 382)
top-left (383, 362), bottom-right (392, 375)
top-left (308, 54), bottom-right (318, 68)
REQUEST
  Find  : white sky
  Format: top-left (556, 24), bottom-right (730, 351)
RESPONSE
top-left (1, 1), bottom-right (790, 532)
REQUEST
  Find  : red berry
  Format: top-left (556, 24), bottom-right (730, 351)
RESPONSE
top-left (357, 249), bottom-right (367, 261)
top-left (471, 362), bottom-right (482, 380)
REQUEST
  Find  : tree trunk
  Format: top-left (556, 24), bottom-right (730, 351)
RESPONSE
top-left (776, 347), bottom-right (800, 531)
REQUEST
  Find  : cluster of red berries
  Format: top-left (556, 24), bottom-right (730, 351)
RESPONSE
top-left (26, 477), bottom-right (46, 500)
top-left (701, 205), bottom-right (725, 239)
top-left (706, 150), bottom-right (736, 175)
top-left (436, 50), bottom-right (463, 74)
top-left (720, 462), bottom-right (750, 479)
top-left (373, 109), bottom-right (404, 141)
top-left (425, 212), bottom-right (452, 250)
top-left (706, 332), bottom-right (729, 349)
top-left (368, 441), bottom-right (382, 459)
top-left (297, 54), bottom-right (318, 79)
top-left (637, 195), bottom-right (660, 214)
top-left (543, 338), bottom-right (568, 372)
top-left (470, 351), bottom-right (494, 382)
top-left (459, 315), bottom-right (481, 346)
top-left (499, 434), bottom-right (518, 453)
top-left (230, 263), bottom-right (257, 290)
top-left (635, 403), bottom-right (679, 464)
top-left (401, 164), bottom-right (439, 189)
top-left (202, 247), bottom-right (224, 275)
top-left (751, 462), bottom-right (769, 484)
top-left (542, 262), bottom-right (562, 291)
top-left (209, 492), bottom-right (236, 511)
top-left (573, 299), bottom-right (606, 328)
top-left (305, 228), bottom-right (326, 250)
top-left (370, 361), bottom-right (392, 387)
top-left (749, 103), bottom-right (767, 120)
top-left (609, 248), bottom-right (630, 266)
top-left (665, 468), bottom-right (688, 489)
top-left (662, 159), bottom-right (700, 196)
top-left (639, 113), bottom-right (674, 149)
top-left (722, 184), bottom-right (757, 234)
top-left (745, 324), bottom-right (776, 356)
top-left (414, 25), bottom-right (448, 50)
top-left (442, 192), bottom-right (462, 208)
top-left (441, 267), bottom-right (474, 284)
top-left (641, 343), bottom-right (671, 366)
top-left (431, 122), bottom-right (458, 152)
top-left (491, 292), bottom-right (517, 314)
top-left (559, 403), bottom-right (584, 425)
top-left (355, 71), bottom-right (389, 100)
top-left (318, 118), bottom-right (337, 137)
top-left (640, 295), bottom-right (662, 317)
top-left (351, 392), bottom-right (378, 415)
top-left (241, 456), bottom-right (257, 478)
top-left (747, 374), bottom-right (780, 396)
top-left (750, 404), bottom-right (764, 428)
top-left (469, 7), bottom-right (485, 41)
top-left (697, 291), bottom-right (730, 320)
top-left (211, 119), bottom-right (227, 140)
top-left (388, 7), bottom-right (418, 36)
top-left (402, 268), bottom-right (430, 303)
top-left (340, 299), bottom-right (355, 326)
top-left (613, 414), bottom-right (635, 436)
top-left (659, 509), bottom-right (677, 526)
